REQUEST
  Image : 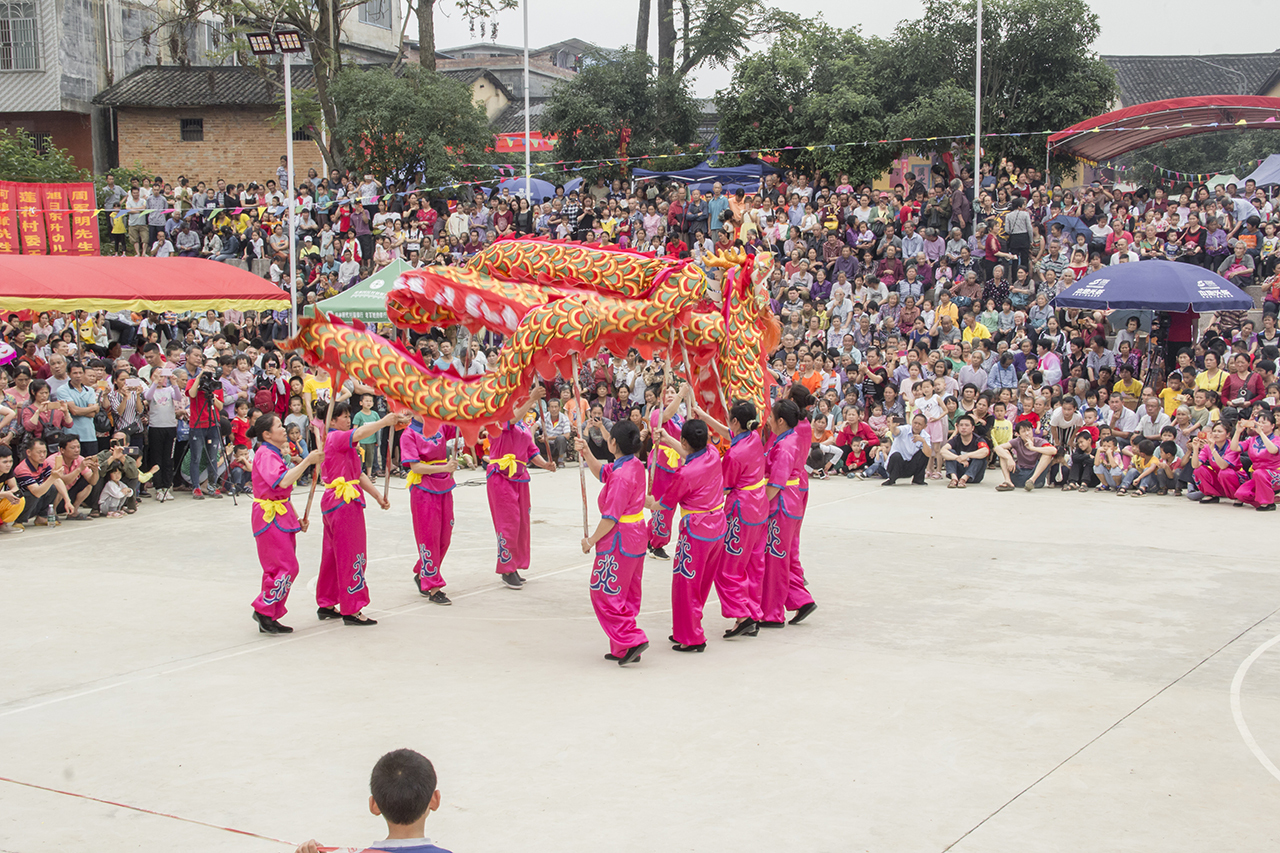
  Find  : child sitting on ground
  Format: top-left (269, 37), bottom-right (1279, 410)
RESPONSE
top-left (99, 465), bottom-right (134, 518)
top-left (229, 445), bottom-right (252, 495)
top-left (294, 749), bottom-right (452, 853)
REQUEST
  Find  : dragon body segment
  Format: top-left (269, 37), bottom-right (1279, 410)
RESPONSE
top-left (289, 238), bottom-right (779, 439)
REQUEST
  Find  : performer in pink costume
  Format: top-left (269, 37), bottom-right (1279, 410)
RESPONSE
top-left (1191, 422), bottom-right (1243, 502)
top-left (760, 399), bottom-right (803, 628)
top-left (1232, 410), bottom-right (1280, 510)
top-left (783, 384), bottom-right (818, 625)
top-left (577, 421), bottom-right (650, 666)
top-left (486, 385), bottom-right (556, 589)
top-left (401, 417), bottom-right (459, 605)
top-left (248, 413), bottom-right (323, 634)
top-left (709, 398), bottom-right (767, 637)
top-left (646, 385), bottom-right (685, 559)
top-left (650, 412), bottom-right (735, 652)
top-left (316, 401), bottom-right (401, 627)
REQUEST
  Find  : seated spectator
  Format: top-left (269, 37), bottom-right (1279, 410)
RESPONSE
top-left (940, 413), bottom-right (990, 487)
top-left (994, 420), bottom-right (1055, 491)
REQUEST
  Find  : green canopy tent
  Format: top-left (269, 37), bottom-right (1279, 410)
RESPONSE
top-left (307, 259), bottom-right (416, 323)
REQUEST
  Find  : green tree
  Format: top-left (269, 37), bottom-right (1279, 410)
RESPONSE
top-left (416, 0), bottom-right (516, 72)
top-left (0, 129), bottom-right (89, 183)
top-left (874, 0), bottom-right (1116, 174)
top-left (539, 50), bottom-right (701, 182)
top-left (716, 0), bottom-right (1116, 182)
top-left (715, 26), bottom-right (896, 184)
top-left (328, 66), bottom-right (492, 190)
top-left (1124, 130), bottom-right (1280, 190)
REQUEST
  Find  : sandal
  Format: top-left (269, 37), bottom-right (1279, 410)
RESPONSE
top-left (957, 480), bottom-right (967, 489)
top-left (1061, 484), bottom-right (1073, 492)
top-left (947, 479), bottom-right (958, 488)
top-left (1117, 488), bottom-right (1127, 496)
top-left (996, 482), bottom-right (1014, 492)
top-left (1132, 487), bottom-right (1146, 496)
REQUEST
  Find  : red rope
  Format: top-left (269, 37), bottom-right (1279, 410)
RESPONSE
top-left (0, 775), bottom-right (294, 845)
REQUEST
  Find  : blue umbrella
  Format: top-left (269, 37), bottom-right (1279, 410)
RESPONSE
top-left (497, 176), bottom-right (557, 202)
top-left (563, 177), bottom-right (584, 195)
top-left (1044, 214), bottom-right (1091, 244)
top-left (1052, 260), bottom-right (1254, 312)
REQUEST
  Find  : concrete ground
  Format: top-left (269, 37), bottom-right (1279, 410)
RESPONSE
top-left (2, 467), bottom-right (1280, 852)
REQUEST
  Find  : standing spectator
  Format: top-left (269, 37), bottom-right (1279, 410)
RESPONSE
top-left (184, 351), bottom-right (225, 499)
top-left (55, 362), bottom-right (101, 456)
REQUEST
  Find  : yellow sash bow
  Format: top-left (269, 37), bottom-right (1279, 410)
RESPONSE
top-left (325, 477), bottom-right (362, 503)
top-left (618, 512), bottom-right (646, 524)
top-left (741, 478), bottom-right (767, 491)
top-left (680, 501), bottom-right (725, 519)
top-left (492, 453), bottom-right (520, 477)
top-left (254, 498), bottom-right (290, 523)
top-left (657, 446), bottom-right (681, 468)
top-left (406, 471), bottom-right (423, 487)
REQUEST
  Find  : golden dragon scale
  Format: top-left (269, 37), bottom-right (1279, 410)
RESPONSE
top-left (288, 238), bottom-right (780, 440)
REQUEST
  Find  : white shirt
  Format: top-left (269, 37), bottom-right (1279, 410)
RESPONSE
top-left (889, 424), bottom-right (930, 460)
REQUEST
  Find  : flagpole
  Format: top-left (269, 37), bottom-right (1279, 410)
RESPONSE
top-left (522, 0), bottom-right (531, 202)
top-left (285, 50), bottom-right (298, 337)
top-left (972, 0), bottom-right (982, 238)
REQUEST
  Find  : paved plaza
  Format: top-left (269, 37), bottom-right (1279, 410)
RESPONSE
top-left (2, 469), bottom-right (1279, 851)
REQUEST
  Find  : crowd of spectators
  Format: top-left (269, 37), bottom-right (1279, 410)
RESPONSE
top-left (5, 159), bottom-right (1279, 532)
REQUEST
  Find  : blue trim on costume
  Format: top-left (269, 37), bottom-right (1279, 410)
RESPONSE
top-left (687, 448), bottom-right (707, 463)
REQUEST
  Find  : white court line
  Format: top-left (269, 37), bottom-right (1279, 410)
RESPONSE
top-left (1230, 632), bottom-right (1280, 784)
top-left (0, 560), bottom-right (594, 719)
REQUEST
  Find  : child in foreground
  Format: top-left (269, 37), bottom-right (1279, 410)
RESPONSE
top-left (295, 749), bottom-right (452, 853)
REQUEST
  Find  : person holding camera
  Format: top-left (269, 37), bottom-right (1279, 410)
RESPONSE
top-left (315, 402), bottom-right (403, 627)
top-left (184, 349), bottom-right (225, 499)
top-left (1230, 411), bottom-right (1280, 511)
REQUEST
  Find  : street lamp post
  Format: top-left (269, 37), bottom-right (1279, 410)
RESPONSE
top-left (973, 0), bottom-right (982, 238)
top-left (248, 30), bottom-right (308, 335)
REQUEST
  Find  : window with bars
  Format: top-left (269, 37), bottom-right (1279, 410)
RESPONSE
top-left (292, 128), bottom-right (310, 141)
top-left (0, 1), bottom-right (39, 71)
top-left (31, 131), bottom-right (50, 154)
top-left (180, 118), bottom-right (203, 142)
top-left (358, 0), bottom-right (391, 29)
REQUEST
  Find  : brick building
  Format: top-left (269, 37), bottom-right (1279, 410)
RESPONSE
top-left (93, 65), bottom-right (321, 187)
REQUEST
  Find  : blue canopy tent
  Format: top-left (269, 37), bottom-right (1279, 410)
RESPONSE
top-left (1242, 153), bottom-right (1280, 188)
top-left (497, 176), bottom-right (558, 202)
top-left (632, 160), bottom-right (782, 189)
top-left (1051, 261), bottom-right (1253, 311)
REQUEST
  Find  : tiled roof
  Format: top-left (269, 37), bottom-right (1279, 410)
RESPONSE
top-left (491, 99), bottom-right (548, 133)
top-left (1101, 52), bottom-right (1280, 106)
top-left (438, 68), bottom-right (515, 101)
top-left (93, 65), bottom-right (316, 108)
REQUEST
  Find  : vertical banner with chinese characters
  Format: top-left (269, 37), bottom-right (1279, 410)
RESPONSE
top-left (15, 183), bottom-right (45, 254)
top-left (0, 182), bottom-right (19, 254)
top-left (41, 183), bottom-right (71, 255)
top-left (67, 182), bottom-right (99, 255)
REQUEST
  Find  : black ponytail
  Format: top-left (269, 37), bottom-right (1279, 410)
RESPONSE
top-left (610, 419), bottom-right (642, 455)
top-left (729, 399), bottom-right (760, 432)
top-left (772, 399), bottom-right (800, 429)
top-left (249, 413), bottom-right (279, 441)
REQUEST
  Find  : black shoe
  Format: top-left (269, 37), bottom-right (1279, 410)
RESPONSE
top-left (649, 545), bottom-right (670, 560)
top-left (605, 651), bottom-right (643, 662)
top-left (272, 620), bottom-right (294, 633)
top-left (789, 602), bottom-right (817, 625)
top-left (881, 479), bottom-right (896, 487)
top-left (253, 611), bottom-right (280, 634)
top-left (317, 606), bottom-right (341, 620)
top-left (500, 571), bottom-right (524, 588)
top-left (758, 620), bottom-right (785, 628)
top-left (672, 642), bottom-right (707, 652)
top-left (1258, 504), bottom-right (1277, 512)
top-left (724, 618), bottom-right (759, 638)
top-left (429, 590), bottom-right (452, 605)
top-left (1199, 496), bottom-right (1220, 504)
top-left (342, 612), bottom-right (378, 626)
top-left (618, 641), bottom-right (649, 666)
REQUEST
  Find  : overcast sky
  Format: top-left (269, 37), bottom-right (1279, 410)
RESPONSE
top-left (423, 0), bottom-right (1278, 98)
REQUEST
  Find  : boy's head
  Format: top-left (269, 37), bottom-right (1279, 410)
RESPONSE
top-left (369, 749), bottom-right (440, 828)
top-left (360, 394), bottom-right (374, 410)
top-left (287, 424), bottom-right (302, 440)
top-left (993, 401), bottom-right (1007, 418)
top-left (1136, 439), bottom-right (1156, 458)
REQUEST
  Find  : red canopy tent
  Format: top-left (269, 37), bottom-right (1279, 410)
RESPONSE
top-left (0, 256), bottom-right (290, 314)
top-left (1047, 96), bottom-right (1280, 163)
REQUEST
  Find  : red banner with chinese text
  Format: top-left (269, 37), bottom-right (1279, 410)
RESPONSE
top-left (41, 183), bottom-right (71, 255)
top-left (14, 182), bottom-right (45, 254)
top-left (0, 182), bottom-right (19, 254)
top-left (66, 182), bottom-right (99, 255)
